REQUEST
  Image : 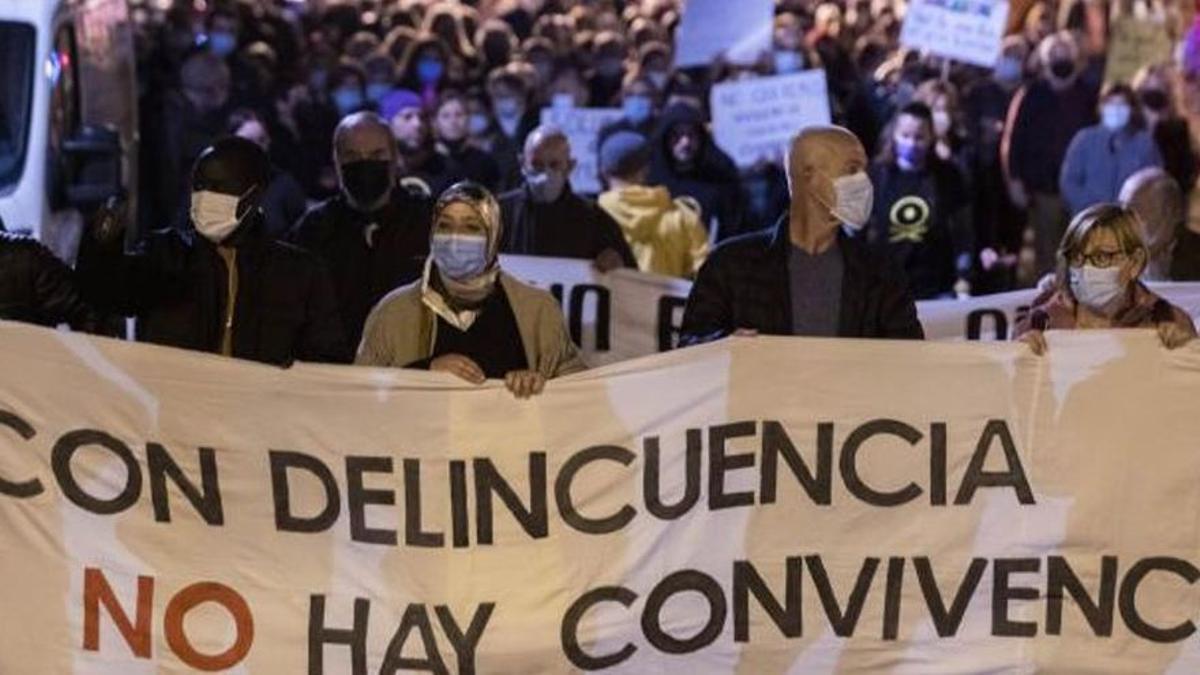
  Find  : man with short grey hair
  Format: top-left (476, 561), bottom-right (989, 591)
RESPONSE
top-left (499, 124), bottom-right (636, 271)
top-left (681, 125), bottom-right (922, 345)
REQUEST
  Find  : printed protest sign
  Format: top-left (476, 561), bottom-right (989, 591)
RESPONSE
top-left (539, 107), bottom-right (624, 195)
top-left (709, 70), bottom-right (832, 169)
top-left (901, 0), bottom-right (1011, 67)
top-left (674, 0), bottom-right (774, 67)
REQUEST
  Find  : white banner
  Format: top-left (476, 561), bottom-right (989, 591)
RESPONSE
top-left (502, 256), bottom-right (1200, 362)
top-left (3, 322), bottom-right (1200, 673)
top-left (710, 71), bottom-right (833, 169)
top-left (539, 106), bottom-right (624, 196)
top-left (673, 0), bottom-right (775, 68)
top-left (900, 0), bottom-right (1011, 68)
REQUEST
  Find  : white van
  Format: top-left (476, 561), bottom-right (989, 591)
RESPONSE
top-left (0, 0), bottom-right (138, 260)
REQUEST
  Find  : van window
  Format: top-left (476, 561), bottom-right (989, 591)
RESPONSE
top-left (0, 22), bottom-right (35, 194)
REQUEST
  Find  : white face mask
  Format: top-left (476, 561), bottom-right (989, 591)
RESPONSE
top-left (821, 171), bottom-right (874, 231)
top-left (1069, 264), bottom-right (1125, 312)
top-left (191, 189), bottom-right (251, 243)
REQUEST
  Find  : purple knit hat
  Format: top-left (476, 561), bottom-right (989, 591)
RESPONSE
top-left (378, 89), bottom-right (423, 121)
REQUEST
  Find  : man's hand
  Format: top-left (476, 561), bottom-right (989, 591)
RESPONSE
top-left (1157, 322), bottom-right (1194, 350)
top-left (593, 248), bottom-right (625, 273)
top-left (504, 370), bottom-right (546, 399)
top-left (1019, 330), bottom-right (1047, 356)
top-left (90, 196), bottom-right (127, 244)
top-left (430, 354), bottom-right (486, 384)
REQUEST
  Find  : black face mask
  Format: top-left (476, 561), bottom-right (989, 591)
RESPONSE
top-left (340, 160), bottom-right (392, 208)
top-left (1140, 89), bottom-right (1169, 111)
top-left (1049, 59), bottom-right (1075, 80)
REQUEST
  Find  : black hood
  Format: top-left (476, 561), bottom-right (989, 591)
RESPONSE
top-left (651, 103), bottom-right (739, 182)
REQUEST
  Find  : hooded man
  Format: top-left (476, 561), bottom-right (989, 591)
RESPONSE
top-left (78, 138), bottom-right (349, 366)
top-left (289, 112), bottom-right (434, 349)
top-left (680, 126), bottom-right (923, 345)
top-left (598, 131), bottom-right (709, 279)
top-left (499, 125), bottom-right (636, 271)
top-left (649, 102), bottom-right (747, 242)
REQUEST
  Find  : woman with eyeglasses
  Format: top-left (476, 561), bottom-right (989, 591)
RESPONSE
top-left (1015, 204), bottom-right (1196, 354)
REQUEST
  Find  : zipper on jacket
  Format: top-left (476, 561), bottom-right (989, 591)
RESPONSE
top-left (217, 246), bottom-right (238, 356)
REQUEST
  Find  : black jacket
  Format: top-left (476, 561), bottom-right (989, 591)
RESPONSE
top-left (0, 233), bottom-right (98, 330)
top-left (680, 218), bottom-right (924, 345)
top-left (1006, 78), bottom-right (1098, 194)
top-left (499, 185), bottom-right (637, 266)
top-left (866, 158), bottom-right (971, 300)
top-left (289, 186), bottom-right (433, 349)
top-left (77, 214), bottom-right (349, 366)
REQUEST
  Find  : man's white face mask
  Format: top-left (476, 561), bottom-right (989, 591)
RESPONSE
top-left (191, 187), bottom-right (252, 243)
top-left (819, 171), bottom-right (874, 231)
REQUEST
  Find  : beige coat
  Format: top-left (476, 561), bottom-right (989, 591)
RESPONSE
top-left (355, 272), bottom-right (587, 377)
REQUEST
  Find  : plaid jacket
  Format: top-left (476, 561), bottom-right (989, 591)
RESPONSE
top-left (679, 218), bottom-right (924, 345)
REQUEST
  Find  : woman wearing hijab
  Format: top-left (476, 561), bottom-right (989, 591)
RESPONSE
top-left (356, 182), bottom-right (585, 397)
top-left (1015, 203), bottom-right (1196, 354)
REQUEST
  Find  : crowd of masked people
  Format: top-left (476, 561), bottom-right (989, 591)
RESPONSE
top-left (2, 0), bottom-right (1199, 397)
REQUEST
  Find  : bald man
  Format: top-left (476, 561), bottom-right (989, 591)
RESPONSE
top-left (289, 112), bottom-right (433, 348)
top-left (77, 137), bottom-right (349, 365)
top-left (499, 124), bottom-right (636, 271)
top-left (680, 126), bottom-right (922, 345)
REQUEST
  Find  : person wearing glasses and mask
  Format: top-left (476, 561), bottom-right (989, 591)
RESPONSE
top-left (77, 138), bottom-right (349, 366)
top-left (1016, 203), bottom-right (1196, 355)
top-left (680, 126), bottom-right (923, 345)
top-left (357, 182), bottom-right (585, 398)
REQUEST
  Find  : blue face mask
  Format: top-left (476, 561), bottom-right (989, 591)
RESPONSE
top-left (994, 57), bottom-right (1023, 83)
top-left (432, 233), bottom-right (489, 280)
top-left (208, 31), bottom-right (237, 58)
top-left (333, 88), bottom-right (364, 116)
top-left (1102, 103), bottom-right (1131, 131)
top-left (366, 82), bottom-right (391, 104)
top-left (525, 169), bottom-right (568, 204)
top-left (417, 59), bottom-right (445, 85)
top-left (469, 113), bottom-right (491, 136)
top-left (623, 95), bottom-right (653, 124)
top-left (774, 50), bottom-right (804, 74)
top-left (493, 97), bottom-right (524, 120)
top-left (895, 138), bottom-right (927, 170)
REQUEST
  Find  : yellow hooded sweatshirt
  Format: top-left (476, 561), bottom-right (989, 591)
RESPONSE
top-left (598, 185), bottom-right (710, 279)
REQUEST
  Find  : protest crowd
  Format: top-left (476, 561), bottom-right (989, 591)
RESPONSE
top-left (3, 0), bottom-right (1200, 395)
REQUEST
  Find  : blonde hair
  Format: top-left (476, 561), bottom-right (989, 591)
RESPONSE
top-left (1056, 203), bottom-right (1146, 284)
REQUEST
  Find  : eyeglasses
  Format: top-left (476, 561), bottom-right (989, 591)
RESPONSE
top-left (1066, 248), bottom-right (1128, 268)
